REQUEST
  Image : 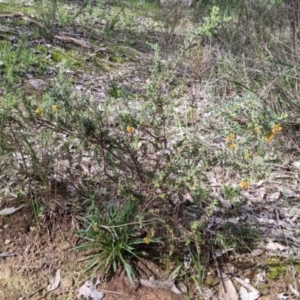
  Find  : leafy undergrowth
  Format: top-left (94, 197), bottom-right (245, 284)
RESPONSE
top-left (1, 0), bottom-right (300, 299)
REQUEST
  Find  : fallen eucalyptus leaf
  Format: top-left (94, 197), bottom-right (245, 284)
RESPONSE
top-left (255, 270), bottom-right (266, 284)
top-left (292, 161), bottom-right (300, 169)
top-left (268, 192), bottom-right (281, 202)
top-left (277, 293), bottom-right (289, 300)
top-left (239, 286), bottom-right (248, 300)
top-left (0, 205), bottom-right (24, 215)
top-left (288, 284), bottom-right (300, 297)
top-left (234, 277), bottom-right (259, 293)
top-left (215, 248), bottom-right (235, 257)
top-left (0, 252), bottom-right (15, 257)
top-left (178, 282), bottom-right (187, 293)
top-left (140, 265), bottom-right (186, 294)
top-left (218, 271), bottom-right (239, 300)
top-left (239, 287), bottom-right (260, 300)
top-left (140, 277), bottom-right (174, 289)
top-left (169, 265), bottom-right (182, 281)
top-left (235, 277), bottom-right (260, 300)
top-left (171, 284), bottom-right (183, 295)
top-left (78, 278), bottom-right (104, 300)
top-left (266, 241), bottom-right (287, 251)
top-left (277, 186), bottom-right (298, 198)
top-left (47, 269), bottom-right (61, 291)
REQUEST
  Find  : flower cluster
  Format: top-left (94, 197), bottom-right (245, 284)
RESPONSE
top-left (265, 124), bottom-right (283, 143)
top-left (239, 180), bottom-right (249, 189)
top-left (226, 133), bottom-right (237, 150)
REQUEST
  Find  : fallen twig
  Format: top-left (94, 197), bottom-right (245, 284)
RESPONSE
top-left (0, 12), bottom-right (97, 50)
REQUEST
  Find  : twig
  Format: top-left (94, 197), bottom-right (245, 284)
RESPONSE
top-left (0, 13), bottom-right (98, 50)
top-left (212, 249), bottom-right (226, 293)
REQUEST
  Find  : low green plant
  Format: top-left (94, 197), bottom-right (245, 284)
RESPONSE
top-left (266, 257), bottom-right (287, 280)
top-left (0, 41), bottom-right (38, 83)
top-left (75, 200), bottom-right (158, 286)
top-left (31, 193), bottom-right (45, 230)
top-left (1, 1), bottom-right (294, 296)
top-left (189, 250), bottom-right (207, 299)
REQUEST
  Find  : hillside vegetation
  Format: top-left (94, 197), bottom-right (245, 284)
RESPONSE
top-left (1, 0), bottom-right (300, 299)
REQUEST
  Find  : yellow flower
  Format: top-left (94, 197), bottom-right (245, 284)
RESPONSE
top-left (226, 133), bottom-right (237, 142)
top-left (35, 108), bottom-right (43, 116)
top-left (254, 126), bottom-right (260, 133)
top-left (228, 142), bottom-right (237, 150)
top-left (272, 124), bottom-right (283, 134)
top-left (131, 195), bottom-right (138, 201)
top-left (52, 105), bottom-right (59, 112)
top-left (143, 236), bottom-right (151, 244)
top-left (126, 126), bottom-right (135, 133)
top-left (244, 152), bottom-right (253, 160)
top-left (265, 133), bottom-right (274, 143)
top-left (239, 180), bottom-right (249, 189)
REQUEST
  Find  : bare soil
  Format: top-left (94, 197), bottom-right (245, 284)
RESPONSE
top-left (0, 207), bottom-right (185, 300)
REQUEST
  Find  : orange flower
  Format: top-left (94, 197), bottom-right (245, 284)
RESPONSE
top-left (143, 236), bottom-right (151, 244)
top-left (126, 126), bottom-right (135, 133)
top-left (265, 133), bottom-right (274, 143)
top-left (272, 124), bottom-right (283, 134)
top-left (52, 104), bottom-right (59, 112)
top-left (254, 126), bottom-right (260, 133)
top-left (228, 143), bottom-right (237, 150)
top-left (244, 151), bottom-right (253, 160)
top-left (239, 180), bottom-right (249, 189)
top-left (226, 133), bottom-right (237, 142)
top-left (35, 108), bottom-right (43, 116)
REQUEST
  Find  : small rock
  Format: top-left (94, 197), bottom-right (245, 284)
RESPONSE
top-left (24, 78), bottom-right (49, 96)
top-left (4, 239), bottom-right (11, 245)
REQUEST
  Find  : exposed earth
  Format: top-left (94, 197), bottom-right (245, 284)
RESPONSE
top-left (1, 205), bottom-right (299, 300)
top-left (0, 207), bottom-right (186, 299)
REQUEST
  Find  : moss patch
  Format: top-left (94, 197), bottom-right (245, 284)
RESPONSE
top-left (0, 3), bottom-right (35, 15)
top-left (266, 257), bottom-right (287, 280)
